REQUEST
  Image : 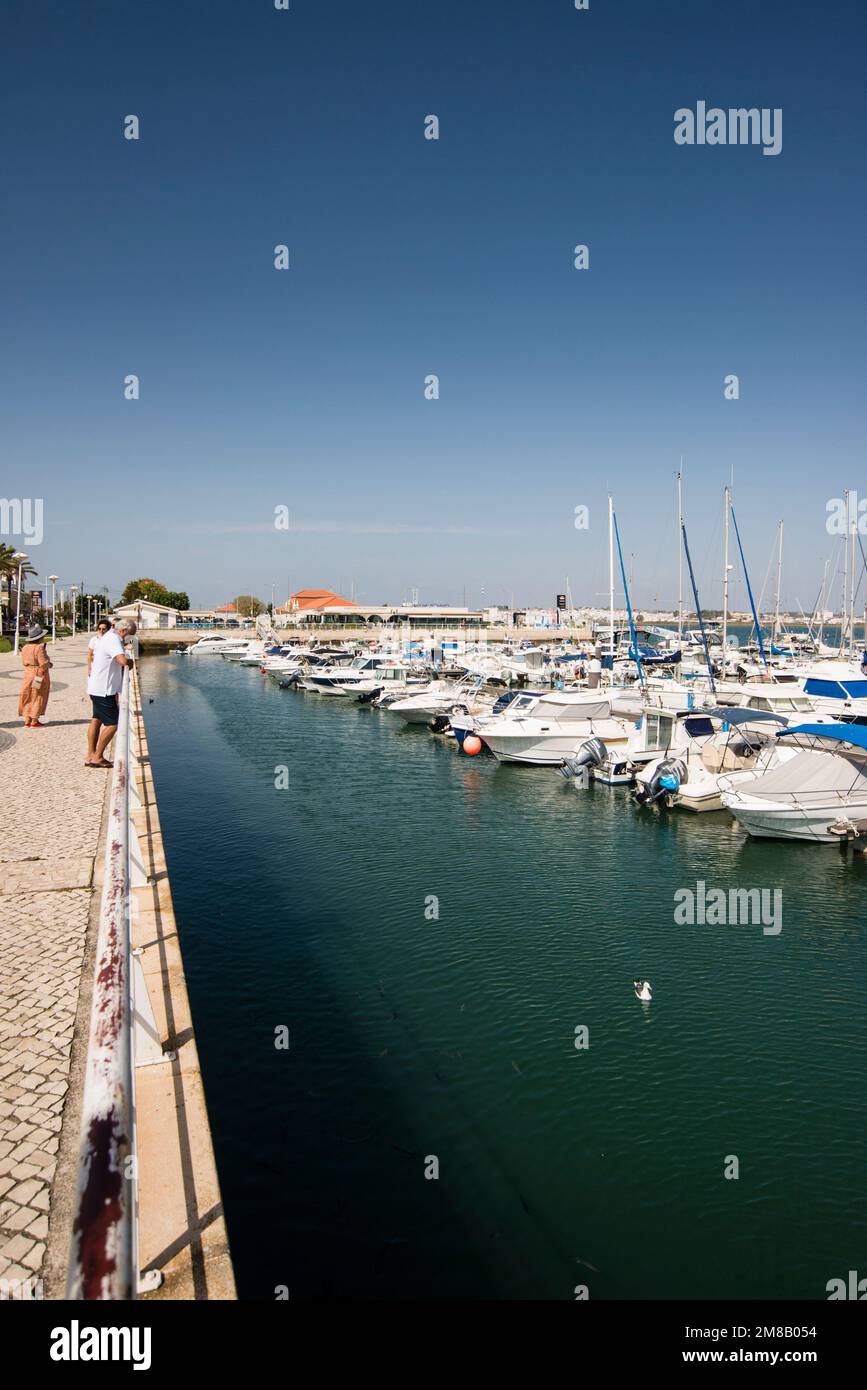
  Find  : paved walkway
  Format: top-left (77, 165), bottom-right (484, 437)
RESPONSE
top-left (0, 636), bottom-right (107, 1297)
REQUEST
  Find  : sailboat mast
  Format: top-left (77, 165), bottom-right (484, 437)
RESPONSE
top-left (608, 493), bottom-right (614, 665)
top-left (676, 469), bottom-right (683, 644)
top-left (817, 559), bottom-right (828, 648)
top-left (841, 490), bottom-right (849, 654)
top-left (850, 508), bottom-right (857, 658)
top-left (774, 520), bottom-right (783, 639)
top-left (722, 486), bottom-right (731, 673)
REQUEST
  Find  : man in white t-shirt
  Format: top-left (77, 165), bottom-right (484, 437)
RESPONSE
top-left (86, 619), bottom-right (112, 677)
top-left (85, 618), bottom-right (136, 767)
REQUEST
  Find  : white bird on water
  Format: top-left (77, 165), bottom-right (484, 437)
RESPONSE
top-left (633, 979), bottom-right (652, 1002)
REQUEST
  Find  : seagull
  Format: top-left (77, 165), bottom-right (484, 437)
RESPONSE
top-left (633, 979), bottom-right (652, 1002)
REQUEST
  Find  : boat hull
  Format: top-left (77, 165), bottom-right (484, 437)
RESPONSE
top-left (722, 797), bottom-right (867, 842)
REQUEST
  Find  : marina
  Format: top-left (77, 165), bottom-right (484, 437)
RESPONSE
top-left (138, 639), bottom-right (867, 1300)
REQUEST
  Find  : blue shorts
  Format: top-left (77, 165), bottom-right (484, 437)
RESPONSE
top-left (91, 693), bottom-right (119, 725)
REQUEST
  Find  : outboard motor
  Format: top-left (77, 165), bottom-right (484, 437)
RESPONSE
top-left (634, 757), bottom-right (687, 806)
top-left (430, 714), bottom-right (452, 734)
top-left (558, 736), bottom-right (608, 783)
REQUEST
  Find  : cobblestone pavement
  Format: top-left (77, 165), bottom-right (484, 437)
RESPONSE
top-left (0, 637), bottom-right (108, 1297)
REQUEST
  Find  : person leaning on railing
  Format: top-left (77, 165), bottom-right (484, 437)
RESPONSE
top-left (84, 618), bottom-right (137, 769)
top-left (86, 617), bottom-right (112, 676)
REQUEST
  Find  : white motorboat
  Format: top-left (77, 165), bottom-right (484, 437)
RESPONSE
top-left (470, 690), bottom-right (631, 765)
top-left (304, 655), bottom-right (421, 697)
top-left (711, 684), bottom-right (816, 719)
top-left (720, 722), bottom-right (867, 841)
top-left (183, 634), bottom-right (247, 656)
top-left (799, 665), bottom-right (867, 725)
top-left (633, 707), bottom-right (797, 811)
top-left (574, 698), bottom-right (697, 785)
top-left (386, 677), bottom-right (489, 725)
top-left (221, 640), bottom-right (260, 662)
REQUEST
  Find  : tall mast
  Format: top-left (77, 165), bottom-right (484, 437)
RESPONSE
top-left (676, 468), bottom-right (683, 643)
top-left (817, 559), bottom-right (828, 648)
top-left (608, 493), bottom-right (615, 668)
top-left (850, 507), bottom-right (858, 658)
top-left (773, 520), bottom-right (783, 639)
top-left (841, 491), bottom-right (849, 655)
top-left (722, 486), bottom-right (731, 675)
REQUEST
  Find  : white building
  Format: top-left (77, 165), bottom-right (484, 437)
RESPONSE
top-left (112, 599), bottom-right (180, 630)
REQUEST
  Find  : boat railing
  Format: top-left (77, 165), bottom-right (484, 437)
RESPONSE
top-left (724, 783), bottom-right (865, 809)
top-left (66, 660), bottom-right (171, 1299)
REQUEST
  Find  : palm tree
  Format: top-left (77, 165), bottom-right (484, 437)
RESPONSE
top-left (0, 544), bottom-right (38, 633)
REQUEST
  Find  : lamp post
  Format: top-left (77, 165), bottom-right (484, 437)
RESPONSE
top-left (48, 575), bottom-right (58, 644)
top-left (12, 552), bottom-right (28, 655)
top-left (70, 584), bottom-right (78, 638)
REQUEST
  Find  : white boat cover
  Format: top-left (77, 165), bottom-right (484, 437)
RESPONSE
top-left (533, 696), bottom-right (611, 719)
top-left (738, 750), bottom-right (867, 805)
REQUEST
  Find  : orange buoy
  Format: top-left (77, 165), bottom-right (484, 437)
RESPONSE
top-left (463, 735), bottom-right (482, 755)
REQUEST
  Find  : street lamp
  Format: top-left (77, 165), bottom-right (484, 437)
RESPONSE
top-left (48, 575), bottom-right (59, 644)
top-left (12, 552), bottom-right (28, 655)
top-left (70, 584), bottom-right (78, 638)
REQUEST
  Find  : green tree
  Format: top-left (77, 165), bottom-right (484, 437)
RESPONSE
top-left (120, 578), bottom-right (188, 610)
top-left (121, 578), bottom-right (166, 605)
top-left (162, 591), bottom-right (190, 612)
top-left (233, 594), bottom-right (264, 618)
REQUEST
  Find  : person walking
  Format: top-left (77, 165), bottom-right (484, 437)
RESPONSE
top-left (18, 624), bottom-right (52, 728)
top-left (85, 618), bottom-right (136, 768)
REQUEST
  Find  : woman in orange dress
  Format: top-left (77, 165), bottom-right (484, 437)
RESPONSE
top-left (18, 624), bottom-right (52, 727)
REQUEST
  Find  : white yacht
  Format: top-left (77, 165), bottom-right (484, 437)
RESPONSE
top-left (470, 690), bottom-right (631, 765)
top-left (183, 634), bottom-right (248, 656)
top-left (220, 639), bottom-right (260, 662)
top-left (386, 677), bottom-right (491, 725)
top-left (720, 723), bottom-right (867, 841)
top-left (303, 655), bottom-right (417, 697)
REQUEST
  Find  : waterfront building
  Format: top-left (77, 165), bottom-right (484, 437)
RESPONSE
top-left (112, 598), bottom-right (180, 629)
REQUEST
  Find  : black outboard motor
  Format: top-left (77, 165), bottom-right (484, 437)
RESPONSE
top-left (558, 736), bottom-right (608, 782)
top-left (634, 757), bottom-right (687, 806)
top-left (430, 714), bottom-right (452, 734)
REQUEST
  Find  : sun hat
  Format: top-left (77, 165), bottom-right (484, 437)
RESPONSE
top-left (26, 624), bottom-right (46, 641)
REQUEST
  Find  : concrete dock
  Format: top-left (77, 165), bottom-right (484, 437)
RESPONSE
top-left (0, 636), bottom-right (234, 1299)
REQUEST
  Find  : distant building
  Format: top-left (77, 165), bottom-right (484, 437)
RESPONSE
top-left (113, 599), bottom-right (180, 630)
top-left (273, 590), bottom-right (487, 629)
top-left (275, 589), bottom-right (357, 618)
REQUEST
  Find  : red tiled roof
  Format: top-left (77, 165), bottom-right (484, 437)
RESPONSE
top-left (281, 588), bottom-right (358, 611)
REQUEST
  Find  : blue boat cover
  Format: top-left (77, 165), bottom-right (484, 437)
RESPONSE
top-left (777, 722), bottom-right (867, 751)
top-left (704, 707), bottom-right (788, 726)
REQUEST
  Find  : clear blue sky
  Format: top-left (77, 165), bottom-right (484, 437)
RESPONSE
top-left (2, 0), bottom-right (865, 614)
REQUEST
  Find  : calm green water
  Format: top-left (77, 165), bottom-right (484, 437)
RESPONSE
top-left (142, 654), bottom-right (867, 1300)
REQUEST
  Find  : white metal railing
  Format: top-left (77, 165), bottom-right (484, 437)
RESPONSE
top-left (66, 663), bottom-right (171, 1299)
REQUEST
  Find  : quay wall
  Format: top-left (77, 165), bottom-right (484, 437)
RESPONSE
top-left (128, 665), bottom-right (236, 1299)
